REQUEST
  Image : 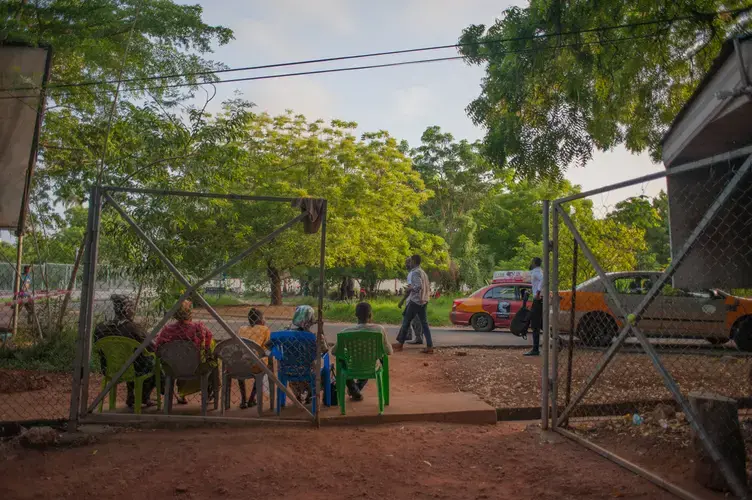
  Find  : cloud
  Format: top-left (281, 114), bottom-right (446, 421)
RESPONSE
top-left (393, 85), bottom-right (434, 120)
top-left (241, 76), bottom-right (338, 121)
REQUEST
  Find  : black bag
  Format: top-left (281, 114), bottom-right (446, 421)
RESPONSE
top-left (510, 291), bottom-right (530, 339)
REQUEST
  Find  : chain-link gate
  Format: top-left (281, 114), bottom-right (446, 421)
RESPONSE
top-left (546, 146), bottom-right (752, 498)
top-left (67, 185), bottom-right (328, 427)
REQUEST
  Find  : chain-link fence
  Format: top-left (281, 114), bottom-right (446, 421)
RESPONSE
top-left (58, 186), bottom-right (328, 427)
top-left (547, 146), bottom-right (752, 497)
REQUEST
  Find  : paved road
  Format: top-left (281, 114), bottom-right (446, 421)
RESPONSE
top-left (194, 315), bottom-right (532, 348)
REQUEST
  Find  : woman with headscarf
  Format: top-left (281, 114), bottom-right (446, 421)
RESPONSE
top-left (285, 305), bottom-right (329, 404)
top-left (155, 299), bottom-right (217, 404)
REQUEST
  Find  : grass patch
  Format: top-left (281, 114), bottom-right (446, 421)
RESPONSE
top-left (323, 296), bottom-right (454, 326)
top-left (202, 294), bottom-right (248, 307)
top-left (0, 329), bottom-right (81, 372)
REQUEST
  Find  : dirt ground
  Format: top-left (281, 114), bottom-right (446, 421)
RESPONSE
top-left (0, 422), bottom-right (673, 500)
top-left (2, 346), bottom-right (749, 498)
top-left (437, 347), bottom-right (751, 408)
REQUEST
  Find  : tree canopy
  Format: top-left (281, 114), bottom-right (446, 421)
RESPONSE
top-left (459, 1), bottom-right (752, 179)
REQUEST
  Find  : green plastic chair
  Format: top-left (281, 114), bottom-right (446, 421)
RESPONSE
top-left (335, 330), bottom-right (390, 415)
top-left (94, 336), bottom-right (161, 414)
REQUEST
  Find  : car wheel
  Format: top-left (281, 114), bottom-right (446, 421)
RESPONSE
top-left (471, 313), bottom-right (494, 332)
top-left (733, 316), bottom-right (752, 352)
top-left (577, 312), bottom-right (617, 347)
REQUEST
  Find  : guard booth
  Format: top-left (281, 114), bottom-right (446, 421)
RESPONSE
top-left (661, 35), bottom-right (752, 290)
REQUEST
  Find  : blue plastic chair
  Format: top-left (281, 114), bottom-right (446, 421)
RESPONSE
top-left (269, 330), bottom-right (331, 414)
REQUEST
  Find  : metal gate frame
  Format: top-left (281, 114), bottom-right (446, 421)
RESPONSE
top-left (541, 145), bottom-right (752, 499)
top-left (67, 185), bottom-right (328, 428)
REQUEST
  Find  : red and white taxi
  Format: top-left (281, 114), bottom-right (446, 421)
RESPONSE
top-left (450, 271), bottom-right (533, 332)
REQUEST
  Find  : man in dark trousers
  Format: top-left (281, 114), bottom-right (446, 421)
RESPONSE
top-left (93, 295), bottom-right (158, 408)
top-left (524, 257), bottom-right (544, 357)
top-left (393, 255), bottom-right (434, 354)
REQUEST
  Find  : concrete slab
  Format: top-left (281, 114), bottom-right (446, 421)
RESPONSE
top-left (91, 391), bottom-right (497, 426)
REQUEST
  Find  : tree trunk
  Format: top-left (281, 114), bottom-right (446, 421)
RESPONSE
top-left (688, 391), bottom-right (747, 492)
top-left (57, 234), bottom-right (86, 332)
top-left (267, 264), bottom-right (282, 306)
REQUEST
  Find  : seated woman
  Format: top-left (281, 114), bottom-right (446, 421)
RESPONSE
top-left (333, 302), bottom-right (393, 401)
top-left (284, 305), bottom-right (329, 405)
top-left (237, 307), bottom-right (271, 409)
top-left (154, 299), bottom-right (216, 404)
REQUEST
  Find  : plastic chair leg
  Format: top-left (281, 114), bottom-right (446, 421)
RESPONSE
top-left (376, 372), bottom-right (384, 415)
top-left (337, 371), bottom-right (347, 416)
top-left (213, 369), bottom-right (220, 410)
top-left (155, 363), bottom-right (162, 411)
top-left (200, 374), bottom-right (209, 416)
top-left (221, 373), bottom-right (228, 416)
top-left (109, 382), bottom-right (118, 411)
top-left (134, 379), bottom-right (143, 415)
top-left (99, 378), bottom-right (107, 413)
top-left (268, 374), bottom-right (275, 412)
top-left (276, 376), bottom-right (287, 415)
top-left (164, 376), bottom-right (173, 415)
top-left (255, 375), bottom-right (264, 417)
top-left (323, 366), bottom-right (332, 407)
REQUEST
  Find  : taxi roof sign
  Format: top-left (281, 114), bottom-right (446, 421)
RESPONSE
top-left (492, 270), bottom-right (531, 283)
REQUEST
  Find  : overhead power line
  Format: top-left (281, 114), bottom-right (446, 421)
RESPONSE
top-left (0, 8), bottom-right (744, 93)
top-left (0, 32), bottom-right (666, 100)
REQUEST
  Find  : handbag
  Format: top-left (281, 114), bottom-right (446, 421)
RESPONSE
top-left (510, 290), bottom-right (531, 339)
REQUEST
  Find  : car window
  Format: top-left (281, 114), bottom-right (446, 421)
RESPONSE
top-left (517, 286), bottom-right (531, 300)
top-left (613, 277), bottom-right (647, 295)
top-left (483, 286), bottom-right (516, 300)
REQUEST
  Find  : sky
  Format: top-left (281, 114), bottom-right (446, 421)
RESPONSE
top-left (179, 0), bottom-right (668, 211)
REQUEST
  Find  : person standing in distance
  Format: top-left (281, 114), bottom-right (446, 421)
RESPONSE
top-left (393, 255), bottom-right (434, 354)
top-left (524, 257), bottom-right (544, 357)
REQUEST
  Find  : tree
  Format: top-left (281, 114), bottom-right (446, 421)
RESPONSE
top-left (409, 126), bottom-right (497, 289)
top-left (474, 178), bottom-right (581, 264)
top-left (459, 2), bottom-right (752, 178)
top-left (92, 105), bottom-right (449, 305)
top-left (607, 191), bottom-right (670, 270)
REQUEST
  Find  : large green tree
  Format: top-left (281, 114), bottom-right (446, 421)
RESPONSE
top-left (408, 126), bottom-right (497, 289)
top-left (459, 1), bottom-right (752, 178)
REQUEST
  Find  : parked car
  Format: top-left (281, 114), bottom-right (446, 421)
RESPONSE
top-left (557, 271), bottom-right (752, 350)
top-left (451, 271), bottom-right (532, 332)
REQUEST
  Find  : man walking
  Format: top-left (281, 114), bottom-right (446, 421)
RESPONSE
top-left (397, 257), bottom-right (423, 345)
top-left (393, 255), bottom-right (433, 354)
top-left (524, 257), bottom-right (544, 357)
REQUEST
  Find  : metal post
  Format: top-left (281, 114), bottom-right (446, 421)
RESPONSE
top-left (564, 236), bottom-right (578, 427)
top-left (541, 200), bottom-right (550, 430)
top-left (315, 201), bottom-right (328, 428)
top-left (550, 204), bottom-right (559, 428)
top-left (78, 186), bottom-right (102, 416)
top-left (11, 234), bottom-right (23, 337)
top-left (68, 188), bottom-right (97, 428)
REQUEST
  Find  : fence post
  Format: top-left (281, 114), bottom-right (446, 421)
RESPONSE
top-left (315, 201), bottom-right (328, 428)
top-left (68, 186), bottom-right (98, 428)
top-left (550, 203), bottom-right (559, 429)
top-left (11, 234), bottom-right (23, 337)
top-left (541, 200), bottom-right (550, 430)
top-left (77, 185), bottom-right (103, 417)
